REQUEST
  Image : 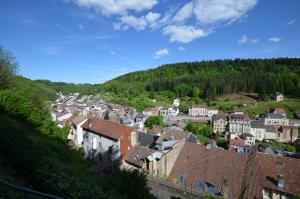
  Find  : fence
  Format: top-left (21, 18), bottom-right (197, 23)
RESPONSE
top-left (0, 178), bottom-right (64, 199)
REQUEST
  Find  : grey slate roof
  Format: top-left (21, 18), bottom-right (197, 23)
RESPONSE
top-left (72, 115), bottom-right (87, 126)
top-left (265, 113), bottom-right (285, 119)
top-left (137, 132), bottom-right (159, 148)
top-left (125, 145), bottom-right (156, 168)
top-left (250, 121), bottom-right (265, 129)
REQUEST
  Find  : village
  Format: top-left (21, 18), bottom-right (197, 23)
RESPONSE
top-left (51, 92), bottom-right (300, 199)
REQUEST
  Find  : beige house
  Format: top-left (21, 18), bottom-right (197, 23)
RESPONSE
top-left (263, 113), bottom-right (289, 127)
top-left (124, 129), bottom-right (196, 177)
top-left (212, 114), bottom-right (227, 133)
top-left (188, 105), bottom-right (218, 117)
top-left (278, 126), bottom-right (299, 142)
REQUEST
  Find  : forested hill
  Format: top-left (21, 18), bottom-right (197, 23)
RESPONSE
top-left (100, 58), bottom-right (300, 100)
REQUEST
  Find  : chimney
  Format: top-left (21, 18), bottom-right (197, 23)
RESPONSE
top-left (278, 175), bottom-right (284, 189)
top-left (88, 119), bottom-right (92, 128)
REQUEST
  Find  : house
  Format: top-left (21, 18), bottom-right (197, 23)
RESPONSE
top-left (169, 142), bottom-right (300, 199)
top-left (240, 133), bottom-right (255, 146)
top-left (273, 92), bottom-right (284, 102)
top-left (124, 128), bottom-right (196, 177)
top-left (263, 113), bottom-right (289, 127)
top-left (173, 99), bottom-right (180, 107)
top-left (278, 126), bottom-right (299, 143)
top-left (81, 117), bottom-right (137, 163)
top-left (250, 121), bottom-right (266, 141)
top-left (228, 114), bottom-right (251, 135)
top-left (269, 108), bottom-right (287, 116)
top-left (212, 114), bottom-right (227, 133)
top-left (188, 105), bottom-right (218, 117)
top-left (124, 145), bottom-right (157, 172)
top-left (70, 115), bottom-right (88, 146)
top-left (159, 106), bottom-right (179, 117)
top-left (264, 125), bottom-right (278, 140)
top-left (142, 108), bottom-right (159, 117)
top-left (229, 138), bottom-right (249, 154)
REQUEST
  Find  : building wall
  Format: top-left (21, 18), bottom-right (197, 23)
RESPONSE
top-left (264, 131), bottom-right (277, 140)
top-left (156, 139), bottom-right (186, 177)
top-left (75, 119), bottom-right (88, 146)
top-left (264, 118), bottom-right (289, 126)
top-left (83, 130), bottom-right (120, 162)
top-left (120, 131), bottom-right (135, 160)
top-left (250, 128), bottom-right (265, 141)
top-left (213, 119), bottom-right (227, 133)
top-left (229, 121), bottom-right (250, 135)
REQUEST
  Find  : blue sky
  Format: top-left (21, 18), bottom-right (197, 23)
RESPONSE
top-left (0, 0), bottom-right (299, 83)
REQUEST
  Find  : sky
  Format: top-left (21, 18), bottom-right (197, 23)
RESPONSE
top-left (0, 0), bottom-right (299, 84)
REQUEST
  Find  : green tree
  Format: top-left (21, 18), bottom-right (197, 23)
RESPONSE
top-left (144, 115), bottom-right (164, 128)
top-left (0, 46), bottom-right (18, 88)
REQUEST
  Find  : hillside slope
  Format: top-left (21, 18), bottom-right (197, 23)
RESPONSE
top-left (99, 58), bottom-right (300, 110)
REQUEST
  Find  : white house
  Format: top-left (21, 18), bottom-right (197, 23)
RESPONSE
top-left (173, 99), bottom-right (180, 107)
top-left (240, 133), bottom-right (255, 146)
top-left (250, 121), bottom-right (266, 141)
top-left (81, 117), bottom-right (137, 162)
top-left (159, 106), bottom-right (179, 117)
top-left (70, 115), bottom-right (88, 146)
top-left (273, 92), bottom-right (284, 102)
top-left (188, 105), bottom-right (218, 117)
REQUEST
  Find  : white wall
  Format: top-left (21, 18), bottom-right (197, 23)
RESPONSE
top-left (83, 130), bottom-right (121, 162)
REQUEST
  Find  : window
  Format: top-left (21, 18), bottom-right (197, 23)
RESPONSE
top-left (178, 172), bottom-right (185, 184)
top-left (196, 181), bottom-right (205, 192)
top-left (92, 137), bottom-right (97, 149)
top-left (208, 184), bottom-right (220, 196)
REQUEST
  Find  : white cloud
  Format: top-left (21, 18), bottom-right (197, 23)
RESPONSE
top-left (78, 24), bottom-right (84, 30)
top-left (153, 48), bottom-right (169, 59)
top-left (286, 20), bottom-right (295, 26)
top-left (117, 12), bottom-right (160, 31)
top-left (45, 47), bottom-right (60, 56)
top-left (178, 46), bottom-right (185, 51)
top-left (238, 35), bottom-right (259, 44)
top-left (163, 25), bottom-right (208, 43)
top-left (269, 37), bottom-right (281, 43)
top-left (250, 38), bottom-right (259, 44)
top-left (109, 51), bottom-right (116, 55)
top-left (238, 35), bottom-right (248, 44)
top-left (66, 0), bottom-right (158, 15)
top-left (193, 0), bottom-right (257, 24)
top-left (66, 0), bottom-right (259, 43)
top-left (173, 1), bottom-right (194, 23)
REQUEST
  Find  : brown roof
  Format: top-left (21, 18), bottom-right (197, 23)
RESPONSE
top-left (156, 128), bottom-right (190, 144)
top-left (147, 126), bottom-right (164, 135)
top-left (229, 114), bottom-right (248, 120)
top-left (82, 117), bottom-right (133, 140)
top-left (256, 153), bottom-right (300, 195)
top-left (229, 138), bottom-right (248, 147)
top-left (169, 142), bottom-right (300, 198)
top-left (125, 145), bottom-right (156, 168)
top-left (269, 108), bottom-right (286, 115)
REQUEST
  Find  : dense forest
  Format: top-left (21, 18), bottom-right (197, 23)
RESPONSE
top-left (101, 58), bottom-right (300, 99)
top-left (97, 58), bottom-right (300, 111)
top-left (0, 46), bottom-right (154, 199)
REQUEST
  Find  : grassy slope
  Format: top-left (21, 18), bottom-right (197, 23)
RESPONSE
top-left (0, 112), bottom-right (154, 199)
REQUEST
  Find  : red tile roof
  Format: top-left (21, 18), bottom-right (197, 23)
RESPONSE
top-left (82, 117), bottom-right (133, 140)
top-left (169, 142), bottom-right (300, 198)
top-left (269, 108), bottom-right (286, 115)
top-left (229, 138), bottom-right (248, 147)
